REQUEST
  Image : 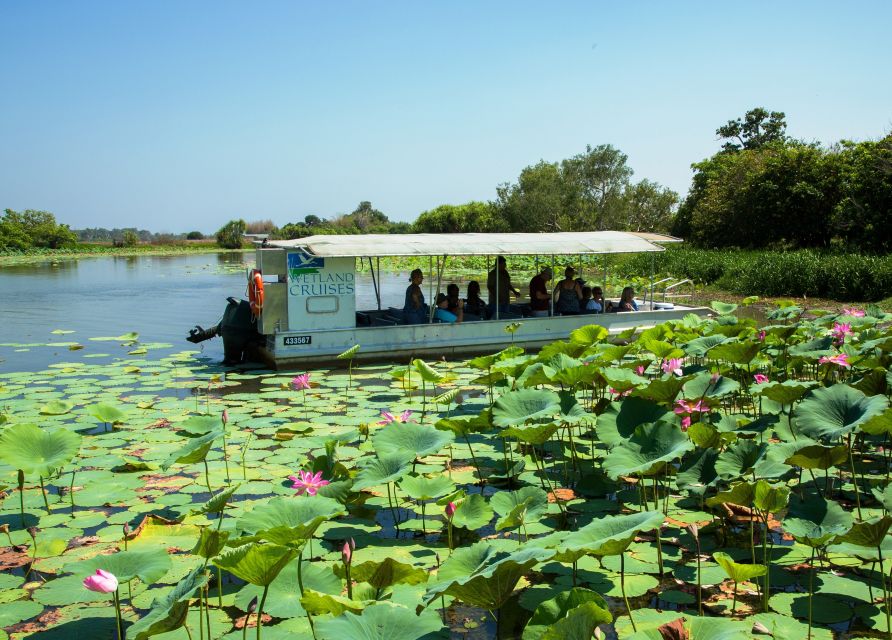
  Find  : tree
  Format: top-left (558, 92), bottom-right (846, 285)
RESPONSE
top-left (495, 161), bottom-right (568, 232)
top-left (831, 135), bottom-right (892, 252)
top-left (186, 231), bottom-right (204, 240)
top-left (413, 202), bottom-right (507, 233)
top-left (620, 180), bottom-right (679, 232)
top-left (561, 144), bottom-right (634, 230)
top-left (122, 230), bottom-right (139, 247)
top-left (0, 209), bottom-right (78, 250)
top-left (716, 108), bottom-right (788, 152)
top-left (304, 214), bottom-right (322, 227)
top-left (215, 219), bottom-right (246, 249)
top-left (246, 219), bottom-right (278, 234)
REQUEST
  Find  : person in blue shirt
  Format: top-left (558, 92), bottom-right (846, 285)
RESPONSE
top-left (434, 293), bottom-right (463, 323)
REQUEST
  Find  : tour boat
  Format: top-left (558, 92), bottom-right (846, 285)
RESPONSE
top-left (222, 232), bottom-right (710, 368)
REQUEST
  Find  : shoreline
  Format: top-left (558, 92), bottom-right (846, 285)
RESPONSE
top-left (0, 244), bottom-right (252, 266)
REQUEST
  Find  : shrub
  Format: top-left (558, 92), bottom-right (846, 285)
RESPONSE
top-left (215, 219), bottom-right (246, 249)
top-left (186, 231), bottom-right (204, 240)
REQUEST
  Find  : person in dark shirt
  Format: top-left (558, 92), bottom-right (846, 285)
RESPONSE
top-left (446, 283), bottom-right (461, 315)
top-left (528, 266), bottom-right (553, 317)
top-left (487, 256), bottom-right (519, 316)
top-left (464, 281), bottom-right (490, 319)
top-left (402, 268), bottom-right (428, 324)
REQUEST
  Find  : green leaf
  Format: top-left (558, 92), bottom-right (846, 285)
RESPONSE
top-left (752, 480), bottom-right (789, 514)
top-left (683, 371), bottom-right (740, 399)
top-left (836, 515), bottom-right (892, 548)
top-left (235, 560), bottom-right (340, 617)
top-left (398, 474), bottom-right (456, 501)
top-left (176, 414), bottom-right (222, 435)
top-left (783, 496), bottom-right (854, 548)
top-left (602, 420), bottom-right (694, 479)
top-left (0, 422), bottom-right (81, 477)
top-left (558, 511), bottom-right (664, 559)
top-left (450, 493), bottom-right (494, 530)
top-left (785, 444), bottom-right (849, 470)
top-left (87, 402), bottom-right (126, 423)
top-left (715, 439), bottom-right (767, 480)
top-left (569, 324), bottom-right (609, 346)
top-left (300, 588), bottom-right (365, 615)
top-left (40, 400), bottom-right (73, 415)
top-left (795, 384), bottom-right (889, 441)
top-left (213, 543), bottom-right (298, 586)
top-left (492, 389), bottom-right (562, 427)
top-left (754, 380), bottom-right (816, 405)
top-left (523, 588), bottom-right (612, 640)
top-left (70, 548), bottom-right (172, 585)
top-left (710, 301), bottom-right (738, 315)
top-left (337, 344), bottom-right (360, 360)
top-left (596, 398), bottom-right (671, 449)
top-left (491, 486), bottom-right (549, 523)
top-left (314, 602), bottom-right (445, 640)
top-left (352, 453), bottom-right (414, 491)
top-left (372, 422), bottom-right (455, 459)
top-left (421, 541), bottom-right (551, 610)
top-left (338, 557), bottom-right (428, 589)
top-left (193, 483), bottom-right (241, 515)
top-left (160, 430), bottom-right (221, 469)
top-left (713, 551), bottom-right (767, 583)
top-left (705, 482), bottom-right (755, 508)
top-left (129, 565), bottom-right (208, 639)
top-left (412, 358), bottom-right (445, 383)
top-left (236, 496), bottom-right (345, 547)
top-left (191, 527), bottom-right (230, 559)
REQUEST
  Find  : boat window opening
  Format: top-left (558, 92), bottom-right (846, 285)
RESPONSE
top-left (306, 296), bottom-right (340, 314)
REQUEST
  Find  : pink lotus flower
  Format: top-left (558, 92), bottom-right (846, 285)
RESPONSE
top-left (378, 409), bottom-right (413, 425)
top-left (819, 353), bottom-right (851, 368)
top-left (758, 330), bottom-right (766, 342)
top-left (288, 470), bottom-right (330, 496)
top-left (445, 502), bottom-right (456, 519)
top-left (609, 387), bottom-right (632, 398)
top-left (710, 371), bottom-right (721, 385)
top-left (830, 322), bottom-right (853, 345)
top-left (842, 307), bottom-right (865, 317)
top-left (292, 373), bottom-right (311, 391)
top-left (753, 374), bottom-right (769, 384)
top-left (674, 398), bottom-right (710, 415)
top-left (83, 569), bottom-right (118, 593)
top-left (635, 365), bottom-right (646, 375)
top-left (680, 416), bottom-right (691, 432)
top-left (661, 358), bottom-right (683, 377)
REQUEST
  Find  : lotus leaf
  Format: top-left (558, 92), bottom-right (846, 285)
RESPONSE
top-left (682, 372), bottom-right (740, 399)
top-left (602, 420), bottom-right (693, 479)
top-left (523, 587), bottom-right (612, 640)
top-left (160, 429), bottom-right (221, 469)
top-left (784, 496), bottom-right (854, 547)
top-left (336, 557), bottom-right (428, 589)
top-left (371, 422), bottom-right (455, 459)
top-left (676, 448), bottom-right (720, 496)
top-left (235, 560), bottom-right (341, 617)
top-left (752, 480), bottom-right (789, 513)
top-left (300, 588), bottom-right (365, 615)
top-left (70, 547), bottom-right (172, 584)
top-left (236, 495), bottom-right (345, 546)
top-left (193, 482), bottom-right (241, 515)
top-left (559, 511), bottom-right (664, 559)
top-left (398, 473), bottom-right (455, 501)
top-left (40, 399), bottom-right (73, 415)
top-left (500, 421), bottom-right (561, 445)
top-left (0, 422), bottom-right (81, 477)
top-left (596, 397), bottom-right (671, 449)
top-left (213, 543), bottom-right (298, 586)
top-left (713, 551), bottom-right (767, 584)
top-left (600, 367), bottom-right (648, 393)
top-left (785, 444), bottom-right (849, 470)
top-left (352, 453), bottom-right (414, 490)
top-left (491, 486), bottom-right (549, 522)
top-left (492, 389), bottom-right (562, 427)
top-left (421, 541), bottom-right (552, 610)
top-left (87, 402), bottom-right (126, 423)
top-left (715, 439), bottom-right (767, 479)
top-left (412, 358), bottom-right (445, 383)
top-left (128, 565), bottom-right (208, 639)
top-left (450, 493), bottom-right (494, 530)
top-left (795, 384), bottom-right (889, 441)
top-left (569, 324), bottom-right (609, 346)
top-left (175, 414), bottom-right (221, 435)
top-left (191, 526), bottom-right (230, 559)
top-left (835, 515), bottom-right (892, 548)
top-left (314, 602), bottom-right (445, 640)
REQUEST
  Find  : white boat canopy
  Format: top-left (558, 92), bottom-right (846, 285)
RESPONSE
top-left (267, 231), bottom-right (678, 258)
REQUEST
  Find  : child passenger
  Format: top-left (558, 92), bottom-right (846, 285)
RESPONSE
top-left (434, 293), bottom-right (463, 324)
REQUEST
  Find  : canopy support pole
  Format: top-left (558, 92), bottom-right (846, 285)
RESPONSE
top-left (368, 257), bottom-right (381, 311)
top-left (376, 257), bottom-right (381, 310)
top-left (649, 253), bottom-right (655, 311)
top-left (550, 254), bottom-right (555, 316)
top-left (495, 255), bottom-right (500, 320)
top-left (429, 255), bottom-right (448, 323)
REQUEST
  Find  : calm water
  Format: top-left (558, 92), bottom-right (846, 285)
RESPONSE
top-left (0, 252), bottom-right (457, 372)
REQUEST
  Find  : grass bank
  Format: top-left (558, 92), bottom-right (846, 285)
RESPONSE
top-left (0, 243), bottom-right (251, 266)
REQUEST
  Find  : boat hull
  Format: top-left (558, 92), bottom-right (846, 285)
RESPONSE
top-left (254, 307), bottom-right (711, 369)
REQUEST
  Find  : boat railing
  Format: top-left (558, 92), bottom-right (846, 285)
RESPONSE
top-left (661, 278), bottom-right (695, 301)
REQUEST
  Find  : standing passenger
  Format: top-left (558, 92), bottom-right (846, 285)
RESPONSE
top-left (528, 266), bottom-right (553, 317)
top-left (487, 256), bottom-right (519, 317)
top-left (403, 269), bottom-right (428, 324)
top-left (553, 267), bottom-right (582, 315)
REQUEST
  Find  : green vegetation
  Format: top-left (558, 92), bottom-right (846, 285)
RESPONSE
top-left (1, 303), bottom-right (891, 638)
top-left (215, 218), bottom-right (247, 249)
top-left (673, 108), bottom-right (892, 252)
top-left (621, 246), bottom-right (892, 301)
top-left (0, 209), bottom-right (78, 251)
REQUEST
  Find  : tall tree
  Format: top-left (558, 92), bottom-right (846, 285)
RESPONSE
top-left (716, 107), bottom-right (788, 152)
top-left (561, 144), bottom-right (634, 229)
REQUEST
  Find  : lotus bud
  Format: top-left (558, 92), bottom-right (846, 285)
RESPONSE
top-left (445, 502), bottom-right (457, 519)
top-left (83, 569), bottom-right (119, 593)
top-left (341, 540), bottom-right (352, 565)
top-left (27, 526), bottom-right (39, 539)
top-left (687, 523), bottom-right (699, 542)
top-left (122, 523), bottom-right (131, 537)
top-left (710, 371), bottom-right (720, 385)
top-left (247, 595), bottom-right (258, 614)
top-left (0, 524), bottom-right (8, 534)
top-left (435, 552), bottom-right (441, 568)
top-left (350, 538), bottom-right (356, 551)
top-left (17, 469), bottom-right (24, 489)
top-left (222, 409), bottom-right (229, 425)
top-left (751, 621), bottom-right (771, 635)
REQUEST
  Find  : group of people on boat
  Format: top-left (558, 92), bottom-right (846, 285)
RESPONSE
top-left (402, 258), bottom-right (639, 325)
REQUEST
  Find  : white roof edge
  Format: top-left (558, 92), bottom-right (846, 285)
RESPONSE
top-left (266, 231), bottom-right (673, 257)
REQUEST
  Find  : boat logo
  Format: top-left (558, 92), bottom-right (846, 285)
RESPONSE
top-left (287, 253), bottom-right (324, 277)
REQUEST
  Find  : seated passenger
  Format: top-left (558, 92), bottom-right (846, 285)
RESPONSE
top-left (446, 283), bottom-right (461, 315)
top-left (528, 266), bottom-right (553, 317)
top-left (581, 286), bottom-right (602, 313)
top-left (617, 286), bottom-right (639, 312)
top-left (403, 268), bottom-right (429, 324)
top-left (589, 286), bottom-right (605, 313)
top-left (464, 281), bottom-right (490, 319)
top-left (553, 266), bottom-right (582, 315)
top-left (434, 293), bottom-right (463, 324)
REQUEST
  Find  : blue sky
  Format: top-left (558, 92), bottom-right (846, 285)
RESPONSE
top-left (1, 1), bottom-right (890, 232)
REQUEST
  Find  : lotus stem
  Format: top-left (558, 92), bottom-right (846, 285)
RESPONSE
top-left (113, 590), bottom-right (124, 640)
top-left (185, 623), bottom-right (194, 640)
top-left (386, 482), bottom-right (400, 531)
top-left (447, 519), bottom-right (453, 552)
top-left (694, 533), bottom-right (703, 616)
top-left (256, 583), bottom-right (269, 640)
top-left (808, 546), bottom-right (815, 640)
top-left (732, 580), bottom-right (738, 614)
top-left (204, 580), bottom-right (212, 637)
top-left (18, 469), bottom-right (25, 528)
top-left (878, 545), bottom-right (890, 637)
top-left (69, 470), bottom-right (76, 516)
top-left (202, 459), bottom-right (213, 495)
top-left (621, 552), bottom-right (636, 632)
top-left (222, 431), bottom-right (231, 485)
top-left (847, 435), bottom-right (862, 520)
top-left (421, 500), bottom-right (426, 534)
top-left (38, 475), bottom-right (50, 513)
top-left (218, 566), bottom-right (223, 608)
top-left (199, 585), bottom-right (204, 640)
top-left (762, 515), bottom-right (770, 612)
top-left (655, 525), bottom-right (664, 578)
top-left (463, 435), bottom-right (482, 484)
top-left (297, 551), bottom-right (317, 640)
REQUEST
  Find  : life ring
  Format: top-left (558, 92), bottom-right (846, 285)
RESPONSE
top-left (248, 269), bottom-right (264, 316)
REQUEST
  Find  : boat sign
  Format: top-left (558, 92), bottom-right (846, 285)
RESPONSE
top-left (283, 335), bottom-right (312, 346)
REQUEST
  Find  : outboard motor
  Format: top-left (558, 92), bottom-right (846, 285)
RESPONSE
top-left (187, 297), bottom-right (263, 364)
